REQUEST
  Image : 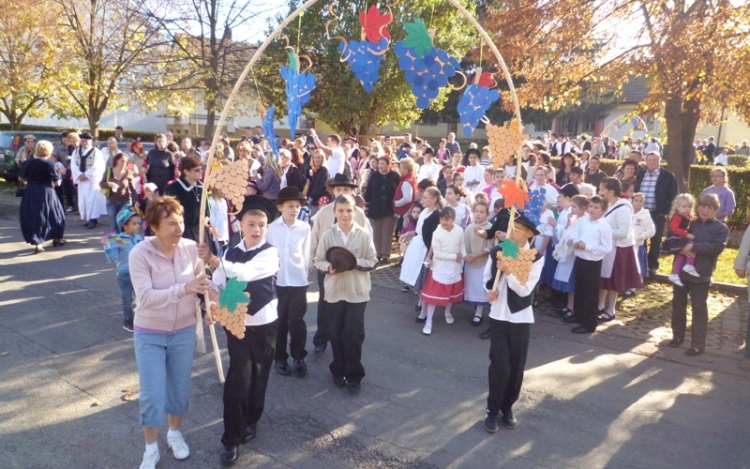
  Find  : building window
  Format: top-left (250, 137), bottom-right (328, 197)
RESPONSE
top-left (582, 121), bottom-right (596, 132)
top-left (534, 121), bottom-right (552, 132)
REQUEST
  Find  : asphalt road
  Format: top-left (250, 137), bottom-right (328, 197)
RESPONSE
top-left (1, 201), bottom-right (750, 469)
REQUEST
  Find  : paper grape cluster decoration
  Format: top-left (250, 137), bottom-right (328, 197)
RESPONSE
top-left (487, 122), bottom-right (528, 167)
top-left (337, 5), bottom-right (392, 93)
top-left (280, 49), bottom-right (316, 139)
top-left (524, 188), bottom-right (546, 225)
top-left (458, 71), bottom-right (500, 136)
top-left (207, 159), bottom-right (249, 216)
top-left (211, 278), bottom-right (251, 339)
top-left (497, 243), bottom-right (538, 285)
top-left (394, 19), bottom-right (462, 109)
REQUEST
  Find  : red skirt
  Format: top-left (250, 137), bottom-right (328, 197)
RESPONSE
top-left (421, 272), bottom-right (464, 306)
top-left (600, 246), bottom-right (643, 292)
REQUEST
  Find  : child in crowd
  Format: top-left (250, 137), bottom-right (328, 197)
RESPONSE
top-left (399, 203), bottom-right (423, 254)
top-left (208, 187), bottom-right (229, 253)
top-left (137, 182), bottom-right (159, 236)
top-left (662, 193), bottom-right (698, 286)
top-left (475, 192), bottom-right (490, 207)
top-left (629, 192), bottom-right (655, 296)
top-left (445, 185), bottom-right (471, 228)
top-left (578, 183), bottom-right (595, 198)
top-left (464, 202), bottom-right (494, 325)
top-left (533, 201), bottom-right (556, 305)
top-left (313, 194), bottom-right (378, 392)
top-left (418, 206), bottom-right (466, 335)
top-left (549, 184), bottom-right (580, 309)
top-left (565, 196), bottom-right (612, 334)
top-left (484, 169), bottom-right (506, 205)
top-left (452, 172), bottom-right (475, 207)
top-left (530, 166), bottom-right (559, 207)
top-left (464, 149), bottom-right (484, 194)
top-left (103, 208), bottom-right (143, 332)
top-left (266, 187), bottom-right (312, 379)
top-left (479, 167), bottom-right (495, 195)
top-left (555, 195), bottom-right (587, 320)
top-left (489, 197), bottom-right (503, 225)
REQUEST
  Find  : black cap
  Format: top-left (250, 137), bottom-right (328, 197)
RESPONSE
top-left (276, 187), bottom-right (307, 205)
top-left (466, 148), bottom-right (481, 158)
top-left (236, 195), bottom-right (280, 222)
top-left (79, 131), bottom-right (93, 140)
top-left (326, 173), bottom-right (358, 189)
top-left (511, 212), bottom-right (540, 237)
top-left (423, 147), bottom-right (434, 156)
top-left (560, 184), bottom-right (579, 198)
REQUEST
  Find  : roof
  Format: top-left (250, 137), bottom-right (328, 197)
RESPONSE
top-left (619, 75), bottom-right (650, 104)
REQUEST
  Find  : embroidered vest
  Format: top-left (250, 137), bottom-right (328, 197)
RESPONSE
top-left (224, 243), bottom-right (277, 315)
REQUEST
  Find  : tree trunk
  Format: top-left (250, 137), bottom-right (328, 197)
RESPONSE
top-left (88, 112), bottom-right (101, 141)
top-left (204, 94), bottom-right (217, 140)
top-left (663, 95), bottom-right (700, 192)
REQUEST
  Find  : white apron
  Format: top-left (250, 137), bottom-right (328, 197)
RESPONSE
top-left (71, 147), bottom-right (108, 220)
top-left (463, 261), bottom-right (487, 303)
top-left (399, 207), bottom-right (435, 286)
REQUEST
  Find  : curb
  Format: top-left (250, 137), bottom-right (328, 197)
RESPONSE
top-left (650, 273), bottom-right (748, 296)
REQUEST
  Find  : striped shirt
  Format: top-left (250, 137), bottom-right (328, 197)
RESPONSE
top-left (640, 168), bottom-right (660, 211)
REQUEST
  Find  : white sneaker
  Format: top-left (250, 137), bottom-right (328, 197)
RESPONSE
top-left (422, 323), bottom-right (432, 335)
top-left (445, 313), bottom-right (455, 324)
top-left (139, 450), bottom-right (160, 469)
top-left (682, 264), bottom-right (700, 277)
top-left (668, 274), bottom-right (684, 287)
top-left (168, 433), bottom-right (190, 460)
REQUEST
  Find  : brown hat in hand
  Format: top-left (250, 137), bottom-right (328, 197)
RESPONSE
top-left (326, 246), bottom-right (357, 273)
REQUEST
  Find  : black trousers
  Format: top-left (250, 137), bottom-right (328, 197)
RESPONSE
top-left (647, 211), bottom-right (667, 271)
top-left (312, 271), bottom-right (329, 347)
top-left (671, 280), bottom-right (710, 350)
top-left (327, 301), bottom-right (367, 384)
top-left (275, 286), bottom-right (309, 361)
top-left (487, 319), bottom-right (530, 416)
top-left (573, 257), bottom-right (602, 332)
top-left (63, 169), bottom-right (75, 209)
top-left (221, 320), bottom-right (277, 447)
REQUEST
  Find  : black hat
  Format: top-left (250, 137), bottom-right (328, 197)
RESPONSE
top-left (326, 173), bottom-right (358, 189)
top-left (510, 212), bottom-right (540, 237)
top-left (466, 148), bottom-right (481, 158)
top-left (237, 195), bottom-right (280, 222)
top-left (79, 131), bottom-right (93, 140)
top-left (559, 184), bottom-right (579, 198)
top-left (276, 187), bottom-right (307, 205)
top-left (423, 147), bottom-right (434, 155)
top-left (326, 246), bottom-right (357, 272)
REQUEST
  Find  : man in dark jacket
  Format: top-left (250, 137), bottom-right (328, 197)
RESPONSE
top-left (364, 156), bottom-right (400, 263)
top-left (635, 152), bottom-right (678, 273)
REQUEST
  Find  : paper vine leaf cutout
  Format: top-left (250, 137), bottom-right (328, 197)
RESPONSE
top-left (394, 20), bottom-right (463, 109)
top-left (525, 188), bottom-right (546, 225)
top-left (499, 238), bottom-right (519, 259)
top-left (220, 277), bottom-right (250, 312)
top-left (206, 158), bottom-right (249, 216)
top-left (261, 106), bottom-right (280, 159)
top-left (499, 179), bottom-right (529, 210)
top-left (458, 69), bottom-right (500, 136)
top-left (280, 49), bottom-right (316, 140)
top-left (360, 4), bottom-right (391, 43)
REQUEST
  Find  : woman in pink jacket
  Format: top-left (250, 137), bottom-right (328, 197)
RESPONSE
top-left (129, 196), bottom-right (210, 469)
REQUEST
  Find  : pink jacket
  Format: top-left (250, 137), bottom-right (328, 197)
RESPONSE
top-left (130, 237), bottom-right (201, 332)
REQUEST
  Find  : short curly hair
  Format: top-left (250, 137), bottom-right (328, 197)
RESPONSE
top-left (145, 196), bottom-right (184, 229)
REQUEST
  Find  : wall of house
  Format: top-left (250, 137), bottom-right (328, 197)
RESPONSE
top-left (695, 113), bottom-right (750, 146)
top-left (21, 107), bottom-right (168, 133)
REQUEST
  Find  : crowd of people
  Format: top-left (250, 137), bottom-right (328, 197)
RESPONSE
top-left (12, 125), bottom-right (750, 468)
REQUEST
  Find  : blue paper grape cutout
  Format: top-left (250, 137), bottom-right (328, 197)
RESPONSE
top-left (340, 38), bottom-right (388, 93)
top-left (394, 40), bottom-right (461, 110)
top-left (458, 84), bottom-right (500, 136)
top-left (280, 54), bottom-right (316, 140)
top-left (262, 106), bottom-right (280, 159)
top-left (525, 188), bottom-right (546, 226)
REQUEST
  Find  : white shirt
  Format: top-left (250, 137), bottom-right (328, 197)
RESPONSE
top-left (715, 153), bottom-right (728, 165)
top-left (325, 147), bottom-right (345, 176)
top-left (464, 164), bottom-right (484, 194)
top-left (394, 180), bottom-right (414, 208)
top-left (571, 214), bottom-right (613, 261)
top-left (483, 242), bottom-right (542, 324)
top-left (208, 197), bottom-right (229, 241)
top-left (336, 225), bottom-right (351, 245)
top-left (534, 209), bottom-right (555, 252)
top-left (265, 217), bottom-right (311, 287)
top-left (632, 208), bottom-right (656, 245)
top-left (417, 161), bottom-right (440, 182)
top-left (213, 240), bottom-right (279, 326)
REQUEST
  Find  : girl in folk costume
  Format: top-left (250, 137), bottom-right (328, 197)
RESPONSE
top-left (418, 206), bottom-right (466, 335)
top-left (399, 187), bottom-right (443, 304)
top-left (549, 184), bottom-right (580, 300)
top-left (555, 195), bottom-right (587, 321)
top-left (598, 177), bottom-right (642, 321)
top-left (532, 200), bottom-right (556, 305)
top-left (464, 201), bottom-right (495, 326)
top-left (398, 203), bottom-right (422, 255)
top-left (463, 149), bottom-right (485, 194)
top-left (451, 172), bottom-right (475, 207)
top-left (629, 192), bottom-right (656, 295)
top-left (445, 185), bottom-right (471, 228)
top-left (208, 187), bottom-right (230, 252)
top-left (529, 166), bottom-right (559, 208)
top-left (70, 132), bottom-right (108, 229)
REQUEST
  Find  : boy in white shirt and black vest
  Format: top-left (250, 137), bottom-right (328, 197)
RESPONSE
top-left (265, 187), bottom-right (312, 378)
top-left (199, 196), bottom-right (281, 466)
top-left (482, 213), bottom-right (544, 433)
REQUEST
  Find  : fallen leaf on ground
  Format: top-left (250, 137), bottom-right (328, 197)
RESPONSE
top-left (0, 351), bottom-right (9, 356)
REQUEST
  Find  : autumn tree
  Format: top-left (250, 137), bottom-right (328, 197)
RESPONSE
top-left (256, 0), bottom-right (477, 136)
top-left (55, 0), bottom-right (164, 138)
top-left (0, 0), bottom-right (70, 129)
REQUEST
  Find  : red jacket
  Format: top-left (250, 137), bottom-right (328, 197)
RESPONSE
top-left (393, 173), bottom-right (417, 216)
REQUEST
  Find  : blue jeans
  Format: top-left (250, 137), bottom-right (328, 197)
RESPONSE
top-left (106, 200), bottom-right (130, 232)
top-left (117, 273), bottom-right (134, 321)
top-left (134, 325), bottom-right (195, 427)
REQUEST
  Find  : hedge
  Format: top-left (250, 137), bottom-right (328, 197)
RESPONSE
top-left (551, 157), bottom-right (750, 227)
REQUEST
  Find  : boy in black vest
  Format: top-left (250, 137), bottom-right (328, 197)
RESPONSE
top-left (199, 196), bottom-right (280, 466)
top-left (482, 213), bottom-right (543, 433)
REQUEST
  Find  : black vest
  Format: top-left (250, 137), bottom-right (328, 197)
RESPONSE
top-left (485, 245), bottom-right (544, 313)
top-left (224, 243), bottom-right (277, 316)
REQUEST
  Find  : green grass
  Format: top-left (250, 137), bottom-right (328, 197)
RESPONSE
top-left (657, 247), bottom-right (747, 285)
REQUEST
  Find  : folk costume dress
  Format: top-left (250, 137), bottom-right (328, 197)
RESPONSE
top-left (600, 198), bottom-right (643, 292)
top-left (19, 158), bottom-right (66, 245)
top-left (421, 225), bottom-right (466, 306)
top-left (399, 206), bottom-right (438, 288)
top-left (463, 220), bottom-right (494, 305)
top-left (70, 145), bottom-right (107, 221)
top-left (551, 207), bottom-right (577, 293)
